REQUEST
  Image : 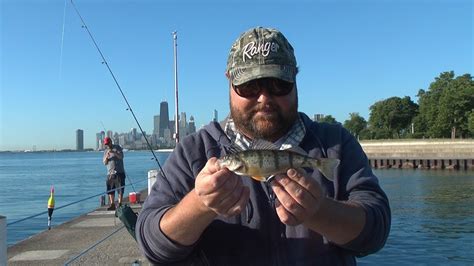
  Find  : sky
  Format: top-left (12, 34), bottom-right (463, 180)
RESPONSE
top-left (1, 0), bottom-right (472, 151)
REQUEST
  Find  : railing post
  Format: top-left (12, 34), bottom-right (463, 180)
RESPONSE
top-left (0, 215), bottom-right (6, 266)
top-left (148, 170), bottom-right (158, 195)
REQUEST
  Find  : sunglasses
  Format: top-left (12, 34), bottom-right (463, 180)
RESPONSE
top-left (232, 78), bottom-right (294, 98)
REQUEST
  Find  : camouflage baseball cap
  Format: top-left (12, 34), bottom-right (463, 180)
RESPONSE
top-left (226, 27), bottom-right (297, 86)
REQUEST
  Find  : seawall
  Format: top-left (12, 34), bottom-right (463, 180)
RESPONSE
top-left (359, 139), bottom-right (474, 170)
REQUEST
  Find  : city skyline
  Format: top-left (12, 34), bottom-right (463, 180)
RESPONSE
top-left (93, 100), bottom-right (198, 150)
top-left (1, 1), bottom-right (471, 151)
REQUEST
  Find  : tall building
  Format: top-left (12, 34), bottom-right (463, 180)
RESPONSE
top-left (180, 112), bottom-right (187, 136)
top-left (159, 101), bottom-right (170, 138)
top-left (76, 129), bottom-right (84, 151)
top-left (97, 131), bottom-right (106, 150)
top-left (131, 128), bottom-right (138, 141)
top-left (213, 109), bottom-right (218, 122)
top-left (188, 115), bottom-right (196, 134)
top-left (153, 115), bottom-right (160, 135)
top-left (314, 114), bottom-right (325, 122)
top-left (95, 132), bottom-right (102, 150)
top-left (106, 130), bottom-right (113, 139)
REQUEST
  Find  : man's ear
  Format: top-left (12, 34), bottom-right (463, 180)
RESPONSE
top-left (225, 71), bottom-right (230, 79)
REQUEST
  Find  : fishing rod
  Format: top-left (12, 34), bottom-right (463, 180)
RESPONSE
top-left (70, 0), bottom-right (178, 201)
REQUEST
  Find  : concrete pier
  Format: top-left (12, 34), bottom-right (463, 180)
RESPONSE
top-left (361, 139), bottom-right (474, 170)
top-left (7, 190), bottom-right (151, 265)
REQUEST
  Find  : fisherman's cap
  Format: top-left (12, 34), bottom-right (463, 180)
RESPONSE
top-left (226, 27), bottom-right (297, 86)
top-left (104, 137), bottom-right (111, 145)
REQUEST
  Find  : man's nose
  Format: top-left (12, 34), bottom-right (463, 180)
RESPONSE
top-left (256, 82), bottom-right (273, 101)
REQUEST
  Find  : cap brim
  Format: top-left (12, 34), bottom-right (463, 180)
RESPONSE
top-left (231, 65), bottom-right (296, 86)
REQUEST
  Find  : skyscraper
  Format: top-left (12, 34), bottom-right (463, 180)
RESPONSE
top-left (131, 128), bottom-right (138, 141)
top-left (313, 114), bottom-right (325, 122)
top-left (159, 101), bottom-right (170, 138)
top-left (180, 112), bottom-right (187, 136)
top-left (213, 109), bottom-right (218, 122)
top-left (188, 116), bottom-right (196, 134)
top-left (153, 115), bottom-right (160, 135)
top-left (76, 129), bottom-right (84, 151)
top-left (96, 132), bottom-right (102, 150)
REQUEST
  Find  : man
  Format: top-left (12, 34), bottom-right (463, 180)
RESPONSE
top-left (102, 136), bottom-right (126, 211)
top-left (136, 27), bottom-right (391, 265)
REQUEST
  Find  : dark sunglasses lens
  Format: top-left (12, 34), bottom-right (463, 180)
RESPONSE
top-left (270, 80), bottom-right (294, 96)
top-left (233, 78), bottom-right (294, 97)
top-left (233, 83), bottom-right (260, 97)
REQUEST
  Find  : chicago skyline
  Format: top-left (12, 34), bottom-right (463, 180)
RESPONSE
top-left (94, 100), bottom-right (198, 150)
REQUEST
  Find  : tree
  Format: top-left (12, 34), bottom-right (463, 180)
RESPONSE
top-left (343, 113), bottom-right (367, 139)
top-left (368, 96), bottom-right (418, 139)
top-left (414, 71), bottom-right (474, 138)
top-left (468, 110), bottom-right (474, 137)
top-left (318, 115), bottom-right (338, 124)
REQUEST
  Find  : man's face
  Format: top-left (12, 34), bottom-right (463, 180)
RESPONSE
top-left (229, 77), bottom-right (298, 142)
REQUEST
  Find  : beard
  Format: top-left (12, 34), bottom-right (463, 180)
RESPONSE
top-left (230, 98), bottom-right (298, 141)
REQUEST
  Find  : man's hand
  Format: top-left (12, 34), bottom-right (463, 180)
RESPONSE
top-left (271, 168), bottom-right (324, 226)
top-left (195, 157), bottom-right (250, 217)
top-left (103, 151), bottom-right (110, 164)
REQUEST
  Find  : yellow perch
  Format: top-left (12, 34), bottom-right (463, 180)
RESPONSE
top-left (218, 149), bottom-right (340, 182)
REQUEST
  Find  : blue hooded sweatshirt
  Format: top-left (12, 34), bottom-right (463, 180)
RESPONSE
top-left (136, 113), bottom-right (391, 265)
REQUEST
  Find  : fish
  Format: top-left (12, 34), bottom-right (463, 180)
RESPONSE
top-left (218, 142), bottom-right (340, 182)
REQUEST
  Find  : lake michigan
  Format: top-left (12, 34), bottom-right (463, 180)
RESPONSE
top-left (1, 151), bottom-right (473, 265)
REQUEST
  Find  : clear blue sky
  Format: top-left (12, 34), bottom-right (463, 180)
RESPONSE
top-left (1, 0), bottom-right (472, 151)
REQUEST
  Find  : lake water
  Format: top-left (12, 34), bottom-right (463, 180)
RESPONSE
top-left (0, 151), bottom-right (167, 246)
top-left (1, 151), bottom-right (473, 265)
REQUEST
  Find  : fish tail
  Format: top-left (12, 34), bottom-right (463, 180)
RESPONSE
top-left (314, 158), bottom-right (340, 181)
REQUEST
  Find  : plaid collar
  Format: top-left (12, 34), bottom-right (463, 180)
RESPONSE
top-left (224, 114), bottom-right (306, 150)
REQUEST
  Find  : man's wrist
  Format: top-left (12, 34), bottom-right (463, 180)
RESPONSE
top-left (192, 189), bottom-right (217, 217)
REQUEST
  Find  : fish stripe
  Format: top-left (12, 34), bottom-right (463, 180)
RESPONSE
top-left (274, 150), bottom-right (280, 171)
top-left (258, 150), bottom-right (264, 170)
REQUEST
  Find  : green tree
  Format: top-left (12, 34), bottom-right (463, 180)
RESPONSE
top-left (414, 71), bottom-right (474, 138)
top-left (467, 110), bottom-right (474, 136)
top-left (343, 113), bottom-right (368, 139)
top-left (318, 115), bottom-right (338, 124)
top-left (368, 96), bottom-right (418, 139)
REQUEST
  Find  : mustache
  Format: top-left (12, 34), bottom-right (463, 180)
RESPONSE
top-left (250, 103), bottom-right (280, 114)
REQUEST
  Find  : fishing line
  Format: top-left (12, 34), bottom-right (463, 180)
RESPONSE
top-left (99, 121), bottom-right (107, 132)
top-left (70, 0), bottom-right (178, 201)
top-left (59, 0), bottom-right (67, 80)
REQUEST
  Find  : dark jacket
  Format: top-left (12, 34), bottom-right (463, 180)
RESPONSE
top-left (136, 113), bottom-right (391, 265)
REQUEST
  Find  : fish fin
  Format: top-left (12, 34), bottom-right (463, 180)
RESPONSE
top-left (225, 142), bottom-right (244, 154)
top-left (282, 145), bottom-right (308, 156)
top-left (317, 158), bottom-right (340, 181)
top-left (250, 175), bottom-right (267, 182)
top-left (249, 139), bottom-right (279, 150)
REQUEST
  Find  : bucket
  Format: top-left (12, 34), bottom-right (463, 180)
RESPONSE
top-left (129, 192), bottom-right (141, 204)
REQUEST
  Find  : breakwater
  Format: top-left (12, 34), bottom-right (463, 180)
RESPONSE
top-left (360, 139), bottom-right (474, 170)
